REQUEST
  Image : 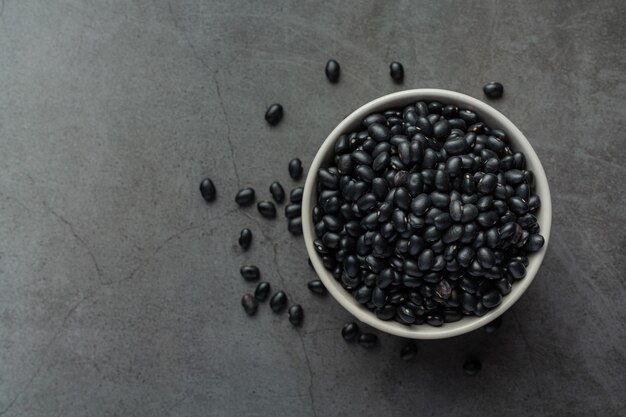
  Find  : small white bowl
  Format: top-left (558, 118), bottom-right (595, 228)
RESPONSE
top-left (302, 89), bottom-right (552, 339)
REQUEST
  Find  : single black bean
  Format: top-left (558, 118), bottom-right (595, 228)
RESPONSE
top-left (397, 305), bottom-right (416, 324)
top-left (288, 187), bottom-right (303, 204)
top-left (285, 203), bottom-right (301, 219)
top-left (289, 158), bottom-right (303, 179)
top-left (288, 304), bottom-right (304, 326)
top-left (484, 316), bottom-right (502, 333)
top-left (257, 201), bottom-right (276, 218)
top-left (242, 294), bottom-right (258, 316)
top-left (483, 82), bottom-right (504, 99)
top-left (461, 204), bottom-right (479, 222)
top-left (508, 196), bottom-right (529, 215)
top-left (342, 322), bottom-right (360, 342)
top-left (418, 249), bottom-right (435, 271)
top-left (288, 217), bottom-right (302, 235)
top-left (477, 173), bottom-right (498, 194)
top-left (368, 123), bottom-right (389, 142)
top-left (254, 282), bottom-right (271, 302)
top-left (477, 247), bottom-right (496, 269)
top-left (477, 210), bottom-right (498, 228)
top-left (528, 195), bottom-right (541, 212)
top-left (435, 170), bottom-right (451, 192)
top-left (507, 260), bottom-right (526, 280)
top-left (354, 285), bottom-right (372, 304)
top-left (269, 290), bottom-right (287, 313)
top-left (265, 103), bottom-right (283, 125)
top-left (240, 265), bottom-right (260, 281)
top-left (239, 228), bottom-right (252, 250)
top-left (390, 187), bottom-right (409, 211)
top-left (269, 181), bottom-right (285, 203)
top-left (457, 246), bottom-right (475, 268)
top-left (433, 119), bottom-right (451, 140)
top-left (235, 187), bottom-right (255, 206)
top-left (481, 289), bottom-right (502, 308)
top-left (390, 61), bottom-right (404, 82)
top-left (358, 332), bottom-right (378, 349)
top-left (199, 178), bottom-right (216, 202)
top-left (354, 165), bottom-right (375, 183)
top-left (525, 233), bottom-right (545, 252)
top-left (325, 59), bottom-right (340, 83)
top-left (459, 110), bottom-right (478, 125)
top-left (463, 360), bottom-right (482, 376)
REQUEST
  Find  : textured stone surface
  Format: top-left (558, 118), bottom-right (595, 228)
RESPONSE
top-left (0, 1), bottom-right (625, 416)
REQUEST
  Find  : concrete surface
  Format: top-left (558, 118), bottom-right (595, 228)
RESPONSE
top-left (0, 1), bottom-right (625, 416)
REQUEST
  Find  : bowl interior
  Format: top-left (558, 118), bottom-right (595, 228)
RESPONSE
top-left (302, 89), bottom-right (552, 339)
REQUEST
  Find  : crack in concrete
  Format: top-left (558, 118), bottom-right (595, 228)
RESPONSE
top-left (43, 202), bottom-right (104, 283)
top-left (213, 71), bottom-right (241, 189)
top-left (296, 333), bottom-right (318, 417)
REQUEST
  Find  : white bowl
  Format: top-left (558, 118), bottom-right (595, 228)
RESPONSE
top-left (302, 89), bottom-right (552, 339)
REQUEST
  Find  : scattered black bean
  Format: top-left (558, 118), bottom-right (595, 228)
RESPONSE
top-left (289, 158), bottom-right (303, 180)
top-left (269, 181), bottom-right (285, 204)
top-left (254, 281), bottom-right (271, 301)
top-left (241, 294), bottom-right (258, 316)
top-left (257, 201), bottom-right (276, 218)
top-left (199, 178), bottom-right (216, 202)
top-left (288, 217), bottom-right (302, 235)
top-left (400, 342), bottom-right (417, 361)
top-left (240, 265), bottom-right (260, 281)
top-left (463, 360), bottom-right (482, 376)
top-left (358, 332), bottom-right (378, 349)
top-left (307, 279), bottom-right (327, 295)
top-left (325, 59), bottom-right (340, 83)
top-left (288, 304), bottom-right (304, 326)
top-left (483, 82), bottom-right (504, 99)
top-left (270, 291), bottom-right (287, 313)
top-left (239, 228), bottom-right (252, 250)
top-left (290, 187), bottom-right (304, 203)
top-left (285, 203), bottom-right (301, 219)
top-left (235, 187), bottom-right (255, 206)
top-left (265, 103), bottom-right (284, 125)
top-left (342, 322), bottom-right (359, 342)
top-left (389, 62), bottom-right (404, 83)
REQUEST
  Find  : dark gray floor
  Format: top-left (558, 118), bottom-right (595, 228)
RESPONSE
top-left (0, 1), bottom-right (624, 416)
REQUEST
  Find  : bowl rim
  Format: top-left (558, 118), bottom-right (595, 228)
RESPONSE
top-left (302, 88), bottom-right (552, 339)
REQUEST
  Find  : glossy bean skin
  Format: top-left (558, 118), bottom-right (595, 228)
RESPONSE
top-left (288, 304), bottom-right (304, 326)
top-left (325, 59), bottom-right (340, 83)
top-left (270, 291), bottom-right (287, 313)
top-left (255, 282), bottom-right (271, 301)
top-left (390, 62), bottom-right (404, 82)
top-left (342, 322), bottom-right (359, 341)
top-left (289, 158), bottom-right (303, 179)
top-left (239, 228), bottom-right (252, 250)
top-left (199, 178), bottom-right (216, 202)
top-left (483, 82), bottom-right (504, 99)
top-left (241, 294), bottom-right (258, 316)
top-left (257, 201), bottom-right (276, 218)
top-left (265, 103), bottom-right (283, 125)
top-left (235, 188), bottom-right (255, 206)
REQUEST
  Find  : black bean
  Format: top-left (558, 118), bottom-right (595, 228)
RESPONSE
top-left (507, 260), bottom-right (526, 280)
top-left (240, 265), bottom-right (260, 281)
top-left (525, 234), bottom-right (545, 252)
top-left (370, 178), bottom-right (388, 201)
top-left (461, 204), bottom-right (479, 222)
top-left (269, 291), bottom-right (287, 313)
top-left (257, 201), bottom-right (276, 218)
top-left (285, 203), bottom-right (301, 219)
top-left (354, 165), bottom-right (375, 183)
top-left (269, 181), bottom-right (285, 204)
top-left (235, 187), bottom-right (255, 206)
top-left (457, 246), bottom-right (475, 268)
top-left (242, 294), bottom-right (258, 316)
top-left (288, 304), bottom-right (304, 326)
top-left (342, 322), bottom-right (359, 342)
top-left (325, 59), bottom-right (340, 83)
top-left (528, 195), bottom-right (541, 212)
top-left (254, 281), bottom-right (271, 301)
top-left (432, 119), bottom-right (451, 140)
top-left (484, 316), bottom-right (502, 333)
top-left (476, 173), bottom-right (498, 194)
top-left (435, 170), bottom-right (451, 192)
top-left (199, 178), bottom-right (216, 202)
top-left (508, 196), bottom-right (529, 215)
top-left (286, 188), bottom-right (302, 205)
top-left (239, 228), bottom-right (252, 250)
top-left (476, 247), bottom-right (496, 269)
top-left (288, 217), bottom-right (302, 235)
top-left (288, 158), bottom-right (303, 180)
top-left (418, 249), bottom-right (435, 271)
top-left (463, 360), bottom-right (482, 376)
top-left (368, 123), bottom-right (389, 142)
top-left (481, 289), bottom-right (502, 308)
top-left (389, 61), bottom-right (404, 82)
top-left (265, 103), bottom-right (283, 125)
top-left (483, 82), bottom-right (504, 99)
top-left (397, 305), bottom-right (416, 324)
top-left (358, 333), bottom-right (378, 349)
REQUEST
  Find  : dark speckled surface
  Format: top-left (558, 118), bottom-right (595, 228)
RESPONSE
top-left (0, 1), bottom-right (624, 416)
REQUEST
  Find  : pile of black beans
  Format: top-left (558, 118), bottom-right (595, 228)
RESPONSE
top-left (312, 101), bottom-right (544, 326)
